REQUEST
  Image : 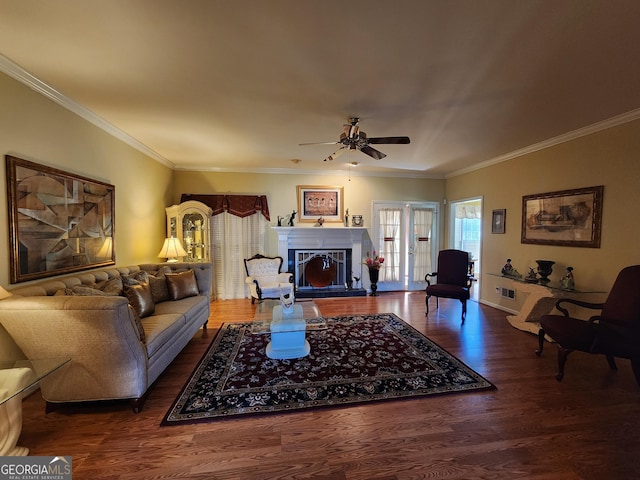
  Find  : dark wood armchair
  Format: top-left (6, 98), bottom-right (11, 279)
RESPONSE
top-left (535, 265), bottom-right (640, 386)
top-left (425, 249), bottom-right (474, 321)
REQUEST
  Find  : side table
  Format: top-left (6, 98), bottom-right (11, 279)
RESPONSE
top-left (0, 358), bottom-right (70, 456)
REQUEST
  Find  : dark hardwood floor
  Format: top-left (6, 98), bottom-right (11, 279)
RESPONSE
top-left (19, 293), bottom-right (640, 479)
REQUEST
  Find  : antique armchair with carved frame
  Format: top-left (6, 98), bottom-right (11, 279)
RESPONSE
top-left (244, 254), bottom-right (294, 304)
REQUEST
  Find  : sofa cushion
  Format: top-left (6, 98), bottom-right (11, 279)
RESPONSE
top-left (124, 282), bottom-right (156, 318)
top-left (165, 269), bottom-right (199, 301)
top-left (142, 313), bottom-right (186, 358)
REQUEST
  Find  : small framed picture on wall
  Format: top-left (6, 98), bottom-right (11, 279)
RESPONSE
top-left (492, 209), bottom-right (506, 234)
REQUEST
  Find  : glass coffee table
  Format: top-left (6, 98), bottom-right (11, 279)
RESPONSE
top-left (252, 299), bottom-right (325, 359)
top-left (252, 299), bottom-right (325, 332)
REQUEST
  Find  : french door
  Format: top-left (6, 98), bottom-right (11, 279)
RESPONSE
top-left (372, 202), bottom-right (438, 291)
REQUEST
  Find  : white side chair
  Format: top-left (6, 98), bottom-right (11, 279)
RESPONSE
top-left (244, 254), bottom-right (294, 304)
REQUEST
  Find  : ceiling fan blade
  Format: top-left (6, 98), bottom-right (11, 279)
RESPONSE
top-left (324, 147), bottom-right (347, 162)
top-left (367, 136), bottom-right (411, 145)
top-left (360, 145), bottom-right (387, 160)
top-left (299, 141), bottom-right (341, 146)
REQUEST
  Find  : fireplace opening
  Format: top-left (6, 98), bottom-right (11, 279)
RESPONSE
top-left (304, 256), bottom-right (336, 287)
top-left (288, 249), bottom-right (350, 289)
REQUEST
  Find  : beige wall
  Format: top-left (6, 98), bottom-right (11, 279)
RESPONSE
top-left (3, 65), bottom-right (639, 356)
top-left (172, 171), bottom-right (446, 254)
top-left (0, 72), bottom-right (173, 359)
top-left (446, 118), bottom-right (640, 309)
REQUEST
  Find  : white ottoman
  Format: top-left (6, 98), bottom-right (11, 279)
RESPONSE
top-left (266, 305), bottom-right (310, 360)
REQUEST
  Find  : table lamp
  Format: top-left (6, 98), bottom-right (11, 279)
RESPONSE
top-left (157, 237), bottom-right (188, 262)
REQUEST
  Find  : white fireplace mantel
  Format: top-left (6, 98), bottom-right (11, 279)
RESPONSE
top-left (272, 226), bottom-right (368, 277)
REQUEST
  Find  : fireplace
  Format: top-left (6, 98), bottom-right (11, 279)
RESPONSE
top-left (273, 226), bottom-right (368, 298)
top-left (289, 249), bottom-right (351, 288)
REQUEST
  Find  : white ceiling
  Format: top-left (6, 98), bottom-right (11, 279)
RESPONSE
top-left (1, 0), bottom-right (640, 178)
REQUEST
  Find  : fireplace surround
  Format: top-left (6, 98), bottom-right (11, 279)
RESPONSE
top-left (273, 227), bottom-right (368, 297)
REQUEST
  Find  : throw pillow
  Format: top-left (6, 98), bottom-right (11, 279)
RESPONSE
top-left (124, 282), bottom-right (155, 318)
top-left (147, 266), bottom-right (172, 303)
top-left (62, 285), bottom-right (114, 296)
top-left (165, 269), bottom-right (199, 301)
top-left (94, 277), bottom-right (124, 296)
top-left (121, 270), bottom-right (149, 286)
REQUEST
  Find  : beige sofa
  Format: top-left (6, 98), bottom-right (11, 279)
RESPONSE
top-left (0, 262), bottom-right (212, 412)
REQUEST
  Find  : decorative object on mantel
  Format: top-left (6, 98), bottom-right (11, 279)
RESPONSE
top-left (277, 215), bottom-right (283, 226)
top-left (352, 215), bottom-right (363, 227)
top-left (501, 258), bottom-right (522, 279)
top-left (316, 217), bottom-right (324, 227)
top-left (364, 250), bottom-right (384, 296)
top-left (560, 266), bottom-right (575, 290)
top-left (345, 208), bottom-right (350, 227)
top-left (536, 260), bottom-right (555, 284)
top-left (288, 210), bottom-right (297, 226)
top-left (525, 267), bottom-right (539, 283)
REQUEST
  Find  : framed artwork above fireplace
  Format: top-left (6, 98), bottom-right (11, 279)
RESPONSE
top-left (297, 185), bottom-right (344, 223)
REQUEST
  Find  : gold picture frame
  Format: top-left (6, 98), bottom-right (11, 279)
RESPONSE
top-left (6, 155), bottom-right (116, 283)
top-left (297, 185), bottom-right (344, 223)
top-left (521, 185), bottom-right (603, 248)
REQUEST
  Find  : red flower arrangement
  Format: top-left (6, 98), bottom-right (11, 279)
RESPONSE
top-left (364, 250), bottom-right (384, 269)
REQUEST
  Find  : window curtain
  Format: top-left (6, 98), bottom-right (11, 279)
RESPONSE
top-left (212, 212), bottom-right (266, 300)
top-left (378, 208), bottom-right (401, 282)
top-left (181, 194), bottom-right (270, 300)
top-left (412, 208), bottom-right (433, 282)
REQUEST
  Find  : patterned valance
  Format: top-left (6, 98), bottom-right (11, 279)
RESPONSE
top-left (181, 194), bottom-right (270, 221)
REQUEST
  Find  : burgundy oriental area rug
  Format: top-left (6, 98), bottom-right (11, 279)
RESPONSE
top-left (162, 313), bottom-right (495, 425)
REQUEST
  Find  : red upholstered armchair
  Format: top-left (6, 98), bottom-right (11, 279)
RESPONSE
top-left (535, 265), bottom-right (640, 386)
top-left (425, 249), bottom-right (474, 321)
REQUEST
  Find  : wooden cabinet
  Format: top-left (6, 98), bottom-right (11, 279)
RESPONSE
top-left (165, 201), bottom-right (213, 263)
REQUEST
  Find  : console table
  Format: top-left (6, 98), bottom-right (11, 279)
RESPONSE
top-left (486, 273), bottom-right (605, 335)
top-left (0, 358), bottom-right (70, 455)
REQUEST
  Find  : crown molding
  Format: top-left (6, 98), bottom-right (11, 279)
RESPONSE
top-left (0, 54), bottom-right (173, 168)
top-left (447, 108), bottom-right (640, 179)
top-left (173, 164), bottom-right (442, 179)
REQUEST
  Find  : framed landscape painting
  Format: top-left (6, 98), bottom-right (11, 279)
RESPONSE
top-left (521, 185), bottom-right (603, 248)
top-left (297, 185), bottom-right (344, 223)
top-left (5, 155), bottom-right (115, 283)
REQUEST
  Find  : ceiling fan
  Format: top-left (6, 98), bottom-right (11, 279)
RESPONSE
top-left (300, 117), bottom-right (410, 162)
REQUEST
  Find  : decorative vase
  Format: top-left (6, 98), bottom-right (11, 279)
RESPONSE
top-left (368, 267), bottom-right (379, 296)
top-left (536, 260), bottom-right (555, 284)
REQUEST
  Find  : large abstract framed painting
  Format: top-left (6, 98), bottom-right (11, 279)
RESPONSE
top-left (521, 185), bottom-right (603, 248)
top-left (5, 156), bottom-right (115, 283)
top-left (297, 185), bottom-right (344, 223)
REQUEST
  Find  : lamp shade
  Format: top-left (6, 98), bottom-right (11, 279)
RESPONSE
top-left (157, 237), bottom-right (188, 262)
